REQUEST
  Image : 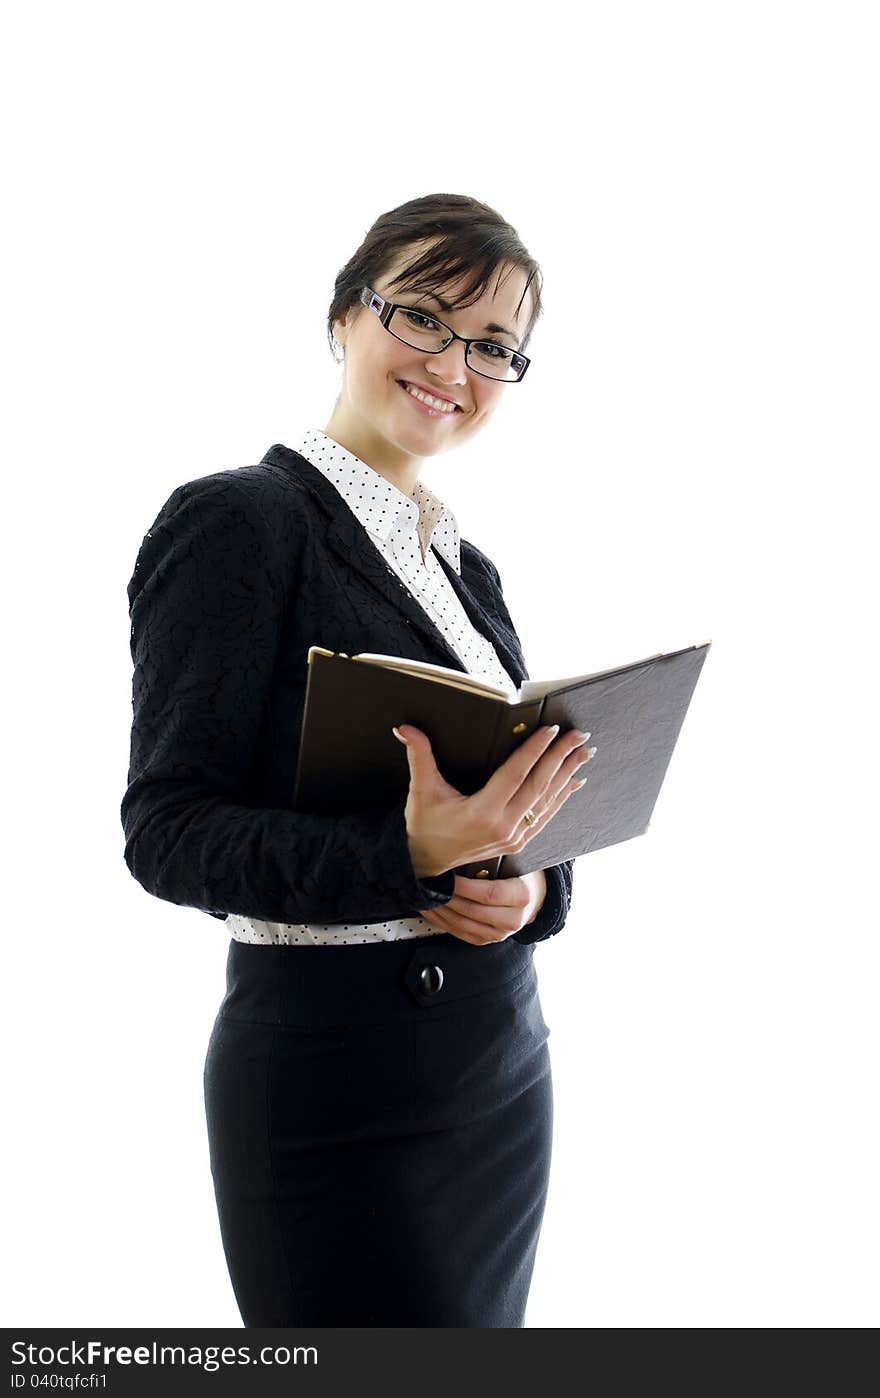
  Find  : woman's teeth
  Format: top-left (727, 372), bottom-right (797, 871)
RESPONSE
top-left (401, 382), bottom-right (458, 413)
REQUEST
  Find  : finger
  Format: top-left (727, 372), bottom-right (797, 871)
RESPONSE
top-left (392, 724), bottom-right (437, 787)
top-left (479, 724), bottom-right (562, 809)
top-left (421, 906), bottom-right (483, 944)
top-left (503, 728), bottom-right (593, 825)
top-left (508, 774), bottom-right (587, 850)
top-left (422, 894), bottom-right (512, 939)
top-left (422, 900), bottom-right (503, 933)
top-left (531, 743), bottom-right (596, 813)
top-left (445, 882), bottom-right (531, 921)
top-left (423, 903), bottom-right (510, 944)
top-left (452, 874), bottom-right (529, 904)
top-left (441, 893), bottom-right (516, 930)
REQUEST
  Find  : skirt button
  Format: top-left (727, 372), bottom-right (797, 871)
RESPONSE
top-left (419, 964), bottom-right (444, 995)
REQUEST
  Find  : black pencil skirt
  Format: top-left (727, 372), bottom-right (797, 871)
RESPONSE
top-left (203, 930), bottom-right (553, 1327)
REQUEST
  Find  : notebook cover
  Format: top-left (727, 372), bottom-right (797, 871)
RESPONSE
top-left (495, 641), bottom-right (711, 877)
top-left (293, 643), bottom-right (710, 880)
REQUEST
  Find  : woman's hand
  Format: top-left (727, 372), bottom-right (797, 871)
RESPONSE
top-left (392, 721), bottom-right (596, 879)
top-left (418, 870), bottom-right (548, 945)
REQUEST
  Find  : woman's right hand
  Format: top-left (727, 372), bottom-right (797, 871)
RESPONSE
top-left (391, 723), bottom-right (597, 879)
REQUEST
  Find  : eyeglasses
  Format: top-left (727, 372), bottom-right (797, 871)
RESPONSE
top-left (359, 286), bottom-right (531, 383)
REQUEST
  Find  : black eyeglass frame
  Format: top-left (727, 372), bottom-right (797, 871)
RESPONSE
top-left (359, 286), bottom-right (531, 383)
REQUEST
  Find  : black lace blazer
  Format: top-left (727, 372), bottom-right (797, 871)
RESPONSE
top-left (121, 443), bottom-right (574, 946)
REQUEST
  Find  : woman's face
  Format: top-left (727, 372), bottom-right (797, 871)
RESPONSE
top-left (328, 240), bottom-right (534, 474)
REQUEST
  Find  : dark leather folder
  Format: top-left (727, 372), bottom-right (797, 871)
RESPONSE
top-left (292, 641), bottom-right (711, 880)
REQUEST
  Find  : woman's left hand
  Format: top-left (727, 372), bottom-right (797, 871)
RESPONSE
top-left (418, 870), bottom-right (547, 945)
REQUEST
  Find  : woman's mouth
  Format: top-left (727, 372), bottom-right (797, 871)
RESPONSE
top-left (398, 380), bottom-right (462, 418)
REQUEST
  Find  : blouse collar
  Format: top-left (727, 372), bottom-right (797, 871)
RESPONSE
top-left (295, 428), bottom-right (461, 575)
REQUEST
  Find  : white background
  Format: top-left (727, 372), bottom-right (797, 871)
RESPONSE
top-left (2, 0), bottom-right (877, 1329)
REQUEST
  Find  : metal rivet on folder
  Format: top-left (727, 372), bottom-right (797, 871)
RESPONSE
top-left (476, 869), bottom-right (490, 878)
top-left (512, 722), bottom-right (527, 734)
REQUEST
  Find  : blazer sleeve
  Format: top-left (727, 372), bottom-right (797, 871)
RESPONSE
top-left (468, 546), bottom-right (576, 948)
top-left (120, 475), bottom-right (456, 925)
top-left (512, 861), bottom-right (574, 946)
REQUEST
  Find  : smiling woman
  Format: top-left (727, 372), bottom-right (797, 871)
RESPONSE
top-left (322, 195), bottom-right (542, 476)
top-left (123, 191), bottom-right (577, 1328)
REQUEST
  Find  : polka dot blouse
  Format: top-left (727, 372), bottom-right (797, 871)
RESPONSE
top-left (226, 427), bottom-right (514, 950)
top-left (226, 429), bottom-right (517, 947)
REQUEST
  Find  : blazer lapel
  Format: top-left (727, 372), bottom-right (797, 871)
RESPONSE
top-left (325, 508), bottom-right (472, 671)
top-left (431, 547), bottom-right (527, 687)
top-left (263, 445), bottom-right (487, 674)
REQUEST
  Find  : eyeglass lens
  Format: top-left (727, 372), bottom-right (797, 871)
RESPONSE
top-left (389, 307), bottom-right (526, 382)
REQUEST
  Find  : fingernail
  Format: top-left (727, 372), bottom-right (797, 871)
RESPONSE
top-left (546, 724), bottom-right (560, 737)
top-left (587, 746), bottom-right (597, 758)
top-left (392, 726), bottom-right (407, 744)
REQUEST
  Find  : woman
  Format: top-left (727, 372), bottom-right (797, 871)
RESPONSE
top-left (121, 192), bottom-right (595, 1327)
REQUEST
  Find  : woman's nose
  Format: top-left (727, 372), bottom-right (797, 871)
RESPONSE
top-left (425, 340), bottom-right (469, 383)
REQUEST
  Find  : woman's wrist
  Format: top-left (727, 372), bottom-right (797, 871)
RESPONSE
top-left (407, 835), bottom-right (440, 880)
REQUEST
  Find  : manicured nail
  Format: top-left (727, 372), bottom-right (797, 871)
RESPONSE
top-left (587, 746), bottom-right (597, 758)
top-left (392, 726), bottom-right (407, 744)
top-left (546, 724), bottom-right (560, 737)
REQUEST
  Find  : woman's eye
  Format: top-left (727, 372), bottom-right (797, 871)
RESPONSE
top-left (404, 311), bottom-right (439, 330)
top-left (478, 342), bottom-right (512, 360)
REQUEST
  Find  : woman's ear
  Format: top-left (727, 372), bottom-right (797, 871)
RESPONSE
top-left (332, 302), bottom-right (357, 351)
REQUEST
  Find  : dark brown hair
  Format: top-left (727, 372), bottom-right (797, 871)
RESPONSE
top-left (326, 193), bottom-right (543, 363)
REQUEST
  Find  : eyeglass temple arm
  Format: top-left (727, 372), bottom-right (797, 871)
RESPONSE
top-left (361, 287), bottom-right (387, 316)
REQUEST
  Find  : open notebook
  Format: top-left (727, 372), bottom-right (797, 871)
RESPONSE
top-left (293, 641), bottom-right (712, 879)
